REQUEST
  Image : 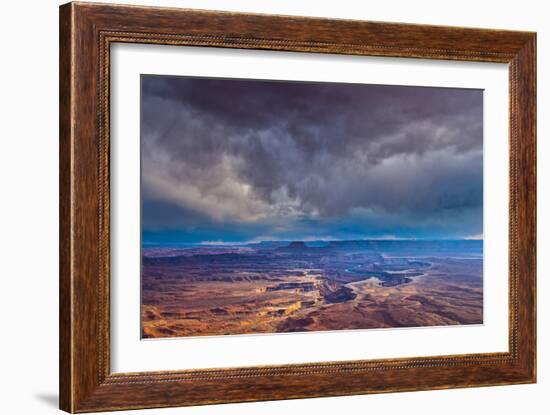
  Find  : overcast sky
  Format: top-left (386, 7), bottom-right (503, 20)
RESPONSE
top-left (141, 75), bottom-right (483, 244)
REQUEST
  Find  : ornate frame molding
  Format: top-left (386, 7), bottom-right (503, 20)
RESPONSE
top-left (60, 2), bottom-right (536, 412)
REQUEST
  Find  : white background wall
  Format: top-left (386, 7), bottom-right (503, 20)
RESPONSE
top-left (0, 0), bottom-right (546, 414)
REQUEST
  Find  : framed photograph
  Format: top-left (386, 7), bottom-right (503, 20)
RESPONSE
top-left (59, 2), bottom-right (536, 412)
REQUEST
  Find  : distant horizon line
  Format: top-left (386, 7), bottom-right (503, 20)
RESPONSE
top-left (142, 237), bottom-right (484, 247)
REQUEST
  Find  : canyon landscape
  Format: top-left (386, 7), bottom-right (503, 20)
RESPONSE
top-left (140, 75), bottom-right (484, 339)
top-left (141, 240), bottom-right (482, 338)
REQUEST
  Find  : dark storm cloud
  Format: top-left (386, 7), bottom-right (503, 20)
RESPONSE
top-left (141, 75), bottom-right (483, 241)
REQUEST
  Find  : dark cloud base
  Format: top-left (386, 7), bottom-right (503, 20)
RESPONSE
top-left (141, 75), bottom-right (483, 244)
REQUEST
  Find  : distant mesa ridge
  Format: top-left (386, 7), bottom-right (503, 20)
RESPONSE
top-left (275, 241), bottom-right (316, 252)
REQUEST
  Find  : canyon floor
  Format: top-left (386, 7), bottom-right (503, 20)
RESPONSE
top-left (141, 240), bottom-right (483, 338)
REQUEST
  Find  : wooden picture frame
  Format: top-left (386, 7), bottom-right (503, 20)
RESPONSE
top-left (59, 2), bottom-right (536, 412)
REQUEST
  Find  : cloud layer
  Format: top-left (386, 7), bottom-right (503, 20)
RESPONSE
top-left (141, 76), bottom-right (483, 243)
